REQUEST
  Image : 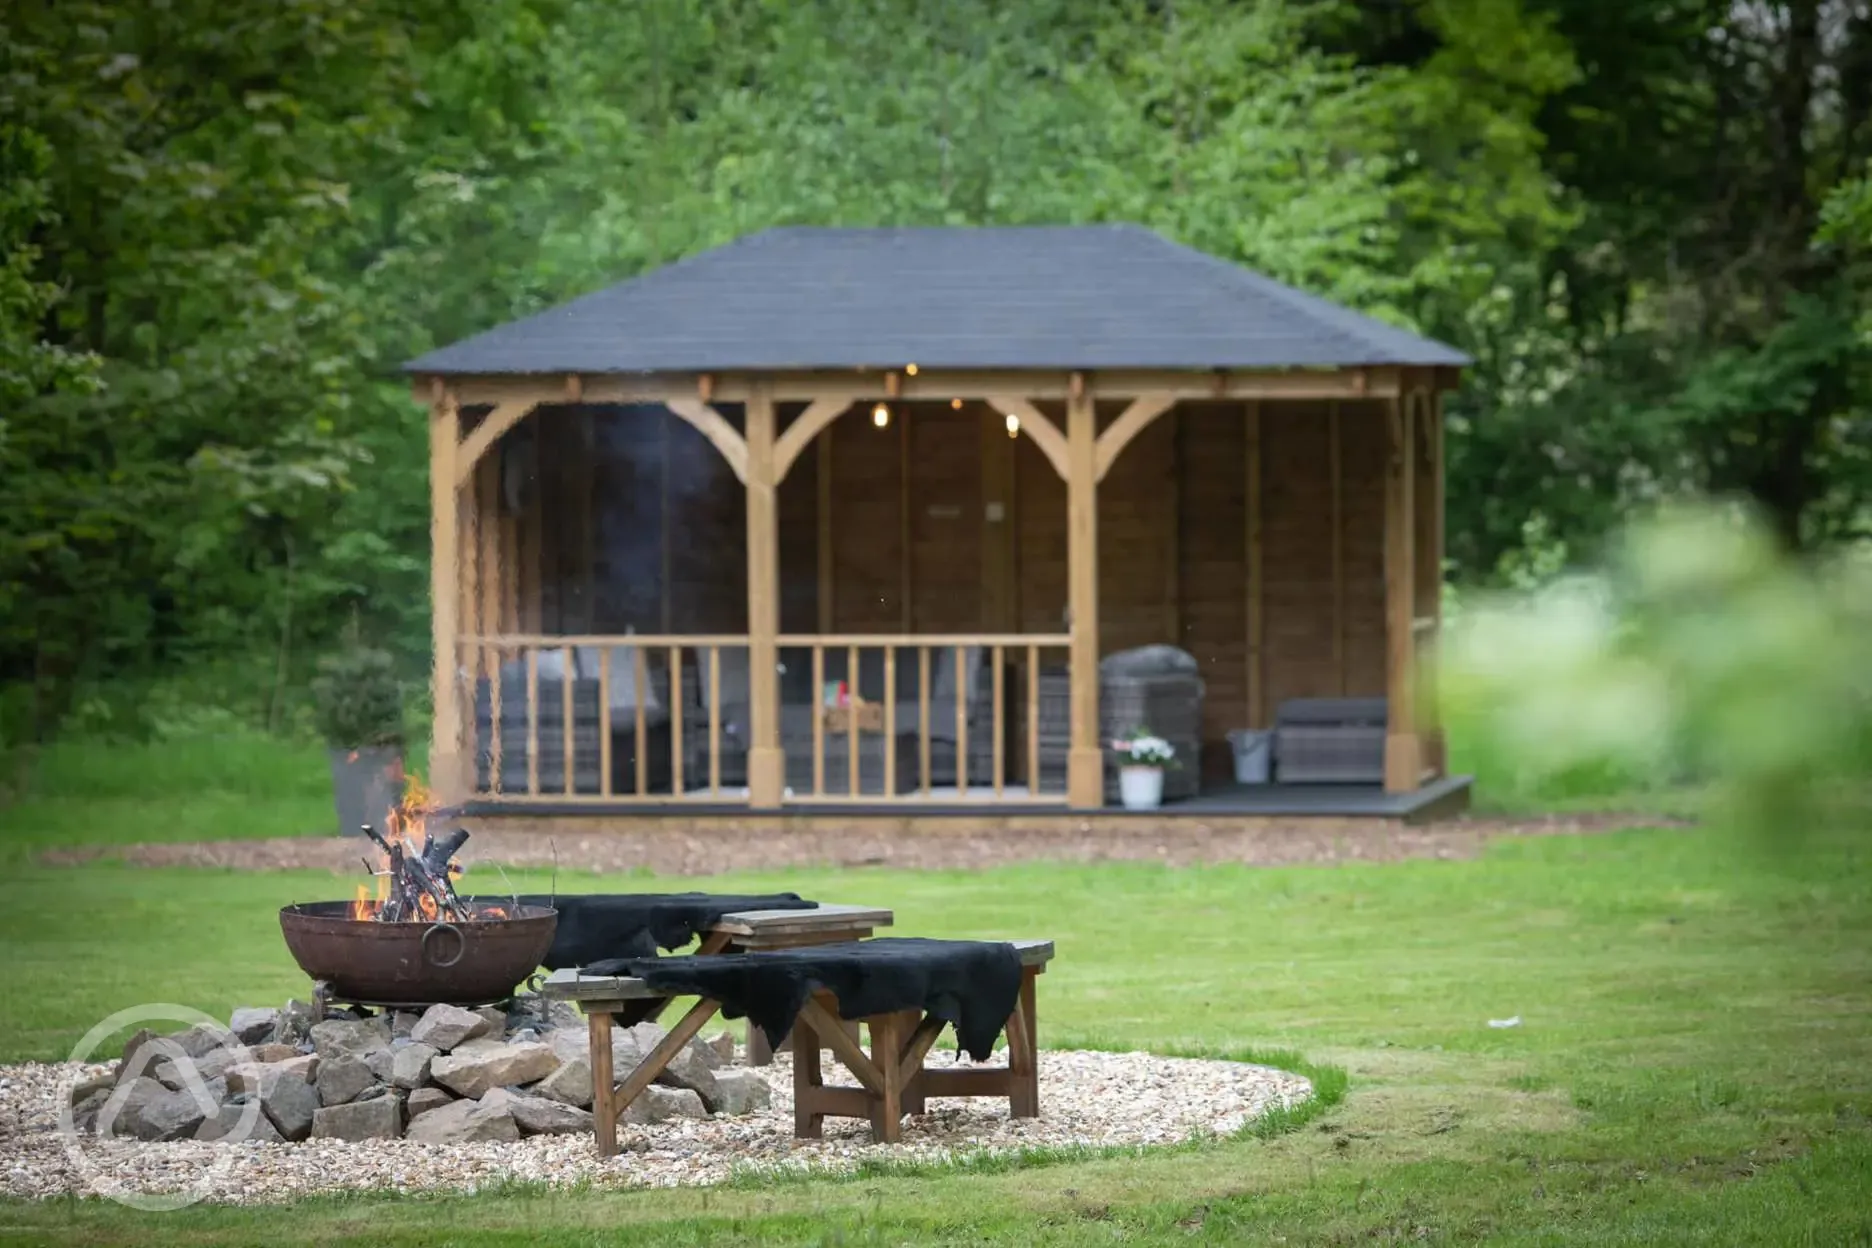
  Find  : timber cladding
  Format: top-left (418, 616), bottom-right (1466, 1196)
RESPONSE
top-left (502, 396), bottom-right (1389, 778)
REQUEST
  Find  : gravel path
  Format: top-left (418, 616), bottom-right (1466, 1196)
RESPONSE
top-left (37, 812), bottom-right (1675, 876)
top-left (0, 1050), bottom-right (1311, 1204)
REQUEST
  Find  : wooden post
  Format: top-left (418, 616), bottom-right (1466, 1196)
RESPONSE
top-left (1417, 390), bottom-right (1446, 777)
top-left (1246, 402), bottom-right (1264, 728)
top-left (745, 382), bottom-right (785, 807)
top-left (429, 383), bottom-right (464, 802)
top-left (1066, 382), bottom-right (1102, 808)
top-left (1383, 391), bottom-right (1420, 792)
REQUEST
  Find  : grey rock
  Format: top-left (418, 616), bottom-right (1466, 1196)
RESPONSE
top-left (70, 1088), bottom-right (111, 1135)
top-left (409, 1004), bottom-right (491, 1053)
top-left (172, 1023), bottom-right (235, 1059)
top-left (391, 1011), bottom-right (421, 1039)
top-left (117, 1028), bottom-right (160, 1073)
top-left (655, 1040), bottom-right (723, 1111)
top-left (130, 1082), bottom-right (221, 1141)
top-left (309, 1017), bottom-right (391, 1062)
top-left (406, 1086), bottom-right (454, 1120)
top-left (156, 1047), bottom-right (241, 1090)
top-left (533, 1055), bottom-right (594, 1109)
top-left (473, 1005), bottom-right (508, 1032)
top-left (480, 1087), bottom-right (592, 1136)
top-left (357, 1083), bottom-right (401, 1104)
top-left (709, 1068), bottom-right (772, 1115)
top-left (246, 1043), bottom-right (302, 1064)
top-left (316, 1055), bottom-right (374, 1106)
top-left (622, 1084), bottom-right (707, 1125)
top-left (404, 1096), bottom-right (518, 1144)
top-left (195, 1102), bottom-right (284, 1144)
top-left (429, 1040), bottom-right (559, 1100)
top-left (391, 1043), bottom-right (438, 1090)
top-left (228, 1007), bottom-right (280, 1045)
top-left (225, 1054), bottom-right (318, 1096)
top-left (276, 999), bottom-right (319, 1047)
top-left (707, 1031), bottom-right (737, 1065)
top-left (311, 1097), bottom-right (401, 1141)
top-left (115, 1033), bottom-right (186, 1086)
top-left (510, 1027), bottom-right (541, 1045)
top-left (95, 1076), bottom-right (165, 1137)
top-left (258, 1072), bottom-right (320, 1142)
top-left (365, 1047), bottom-right (396, 1083)
top-left (546, 1000), bottom-right (583, 1031)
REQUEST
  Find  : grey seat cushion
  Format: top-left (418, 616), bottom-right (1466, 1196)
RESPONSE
top-left (1275, 697), bottom-right (1389, 726)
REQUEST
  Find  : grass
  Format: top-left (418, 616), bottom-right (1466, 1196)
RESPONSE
top-left (2, 736), bottom-right (1871, 1244)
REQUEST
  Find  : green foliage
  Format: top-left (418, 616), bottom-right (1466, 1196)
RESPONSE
top-left (309, 645), bottom-right (405, 749)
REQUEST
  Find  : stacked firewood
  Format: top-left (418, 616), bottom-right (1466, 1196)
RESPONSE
top-left (360, 824), bottom-right (474, 922)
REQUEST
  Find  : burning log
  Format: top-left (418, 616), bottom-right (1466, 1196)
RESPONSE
top-left (356, 823), bottom-right (474, 923)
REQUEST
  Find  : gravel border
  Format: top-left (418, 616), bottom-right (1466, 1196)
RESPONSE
top-left (1, 1050), bottom-right (1312, 1204)
top-left (36, 813), bottom-right (1682, 876)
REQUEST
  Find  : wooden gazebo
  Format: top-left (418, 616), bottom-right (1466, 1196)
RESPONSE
top-left (405, 225), bottom-right (1468, 819)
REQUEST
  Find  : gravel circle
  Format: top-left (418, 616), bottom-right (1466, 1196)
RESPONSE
top-left (0, 1050), bottom-right (1310, 1204)
top-left (36, 813), bottom-right (1679, 876)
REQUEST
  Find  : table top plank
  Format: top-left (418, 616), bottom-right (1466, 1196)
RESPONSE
top-left (712, 903), bottom-right (894, 935)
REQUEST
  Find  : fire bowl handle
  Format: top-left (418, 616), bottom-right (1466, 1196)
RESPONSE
top-left (421, 921), bottom-right (467, 969)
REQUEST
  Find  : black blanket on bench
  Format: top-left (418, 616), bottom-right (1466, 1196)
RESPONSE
top-left (513, 893), bottom-right (818, 968)
top-left (592, 937), bottom-right (1023, 1061)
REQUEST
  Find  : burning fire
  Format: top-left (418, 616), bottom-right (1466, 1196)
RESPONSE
top-left (349, 771), bottom-right (483, 923)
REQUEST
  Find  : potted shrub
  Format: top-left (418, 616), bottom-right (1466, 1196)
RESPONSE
top-left (311, 645), bottom-right (406, 838)
top-left (1112, 727), bottom-right (1177, 810)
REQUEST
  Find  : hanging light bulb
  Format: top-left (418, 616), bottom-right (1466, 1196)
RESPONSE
top-left (905, 363), bottom-right (919, 376)
top-left (1005, 412), bottom-right (1020, 439)
top-left (872, 402), bottom-right (890, 428)
top-left (950, 398), bottom-right (963, 410)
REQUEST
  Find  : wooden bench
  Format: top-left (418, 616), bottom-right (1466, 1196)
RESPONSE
top-left (541, 937), bottom-right (1054, 1153)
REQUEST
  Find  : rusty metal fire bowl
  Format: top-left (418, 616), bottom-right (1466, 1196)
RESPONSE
top-left (279, 901), bottom-right (558, 1008)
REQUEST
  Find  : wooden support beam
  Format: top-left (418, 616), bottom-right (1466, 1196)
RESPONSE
top-left (1065, 385), bottom-right (1103, 809)
top-left (1383, 392), bottom-right (1420, 793)
top-left (443, 367), bottom-right (1404, 409)
top-left (988, 397), bottom-right (1069, 481)
top-left (429, 384), bottom-right (465, 801)
top-left (743, 383), bottom-right (784, 807)
top-left (665, 397), bottom-right (750, 484)
top-left (774, 397), bottom-right (855, 484)
top-left (816, 435), bottom-right (833, 632)
top-left (1093, 394), bottom-right (1176, 482)
top-left (1330, 400), bottom-right (1346, 696)
top-left (453, 400), bottom-right (533, 488)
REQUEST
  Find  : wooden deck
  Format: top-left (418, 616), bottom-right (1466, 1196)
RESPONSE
top-left (458, 773), bottom-right (1471, 827)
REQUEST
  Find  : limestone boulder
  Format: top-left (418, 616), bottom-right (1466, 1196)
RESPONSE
top-left (390, 1042), bottom-right (438, 1090)
top-left (404, 1096), bottom-right (518, 1144)
top-left (710, 1069), bottom-right (772, 1115)
top-left (409, 1004), bottom-right (490, 1053)
top-left (309, 1017), bottom-right (390, 1063)
top-left (311, 1097), bottom-right (401, 1141)
top-left (406, 1086), bottom-right (455, 1120)
top-left (195, 1102), bottom-right (284, 1143)
top-left (429, 1039), bottom-right (558, 1100)
top-left (622, 1085), bottom-right (707, 1125)
top-left (480, 1087), bottom-right (593, 1136)
top-left (316, 1055), bottom-right (375, 1106)
top-left (229, 1007), bottom-right (280, 1045)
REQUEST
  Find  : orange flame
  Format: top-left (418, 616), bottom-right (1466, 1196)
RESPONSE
top-left (352, 771), bottom-right (441, 922)
top-left (351, 884), bottom-right (373, 921)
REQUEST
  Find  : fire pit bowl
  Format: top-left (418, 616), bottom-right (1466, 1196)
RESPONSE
top-left (279, 901), bottom-right (557, 1008)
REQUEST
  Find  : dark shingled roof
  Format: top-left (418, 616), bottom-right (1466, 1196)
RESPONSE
top-left (403, 225), bottom-right (1470, 375)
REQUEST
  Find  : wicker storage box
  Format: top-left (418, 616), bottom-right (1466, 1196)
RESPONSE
top-left (1099, 646), bottom-right (1204, 802)
top-left (1272, 697), bottom-right (1387, 783)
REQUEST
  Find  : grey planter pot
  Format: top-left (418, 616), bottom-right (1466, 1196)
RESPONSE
top-left (328, 746), bottom-right (406, 838)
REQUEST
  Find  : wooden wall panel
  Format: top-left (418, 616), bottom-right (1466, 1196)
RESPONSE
top-left (776, 403), bottom-right (820, 635)
top-left (1340, 399), bottom-right (1389, 697)
top-left (828, 409), bottom-right (906, 630)
top-left (1013, 411), bottom-right (1068, 634)
top-left (1097, 408), bottom-right (1177, 653)
top-left (905, 404), bottom-right (982, 632)
top-left (1260, 400), bottom-right (1337, 710)
top-left (1174, 402), bottom-right (1248, 779)
top-left (666, 410), bottom-right (747, 634)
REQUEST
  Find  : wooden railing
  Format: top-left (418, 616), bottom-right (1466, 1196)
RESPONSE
top-left (774, 634), bottom-right (1072, 804)
top-left (454, 631), bottom-right (1073, 806)
top-left (456, 634), bottom-right (751, 802)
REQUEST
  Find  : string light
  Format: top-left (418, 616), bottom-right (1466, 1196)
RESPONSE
top-left (872, 402), bottom-right (890, 428)
top-left (1005, 412), bottom-right (1020, 439)
top-left (905, 363), bottom-right (919, 376)
top-left (950, 398), bottom-right (963, 410)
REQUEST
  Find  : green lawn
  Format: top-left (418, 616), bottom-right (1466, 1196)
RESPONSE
top-left (3, 773), bottom-right (1870, 1244)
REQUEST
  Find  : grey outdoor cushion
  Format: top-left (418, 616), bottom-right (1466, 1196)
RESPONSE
top-left (1275, 697), bottom-right (1388, 726)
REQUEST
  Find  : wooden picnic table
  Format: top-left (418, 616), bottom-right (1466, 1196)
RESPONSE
top-left (542, 937), bottom-right (1053, 1153)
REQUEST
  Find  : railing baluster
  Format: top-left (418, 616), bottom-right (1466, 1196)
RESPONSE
top-left (1027, 644), bottom-right (1040, 799)
top-left (489, 644), bottom-right (503, 796)
top-left (599, 646), bottom-right (612, 798)
top-left (708, 645), bottom-right (721, 795)
top-left (848, 643), bottom-right (859, 798)
top-left (633, 648), bottom-right (647, 798)
top-left (918, 646), bottom-right (932, 796)
top-left (526, 647), bottom-right (539, 796)
top-left (669, 644), bottom-right (684, 797)
top-left (883, 644), bottom-right (897, 796)
top-left (812, 645), bottom-right (825, 798)
top-left (992, 644), bottom-right (1004, 798)
top-left (954, 644), bottom-right (968, 796)
top-left (561, 643), bottom-right (575, 795)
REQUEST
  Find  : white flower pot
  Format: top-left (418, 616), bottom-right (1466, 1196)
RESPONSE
top-left (1118, 764), bottom-right (1164, 810)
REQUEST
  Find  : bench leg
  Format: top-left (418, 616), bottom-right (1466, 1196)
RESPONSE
top-left (893, 1009), bottom-right (926, 1115)
top-left (588, 1008), bottom-right (618, 1157)
top-left (868, 1012), bottom-right (904, 1144)
top-left (1007, 968), bottom-right (1039, 1119)
top-left (792, 1010), bottom-right (823, 1139)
